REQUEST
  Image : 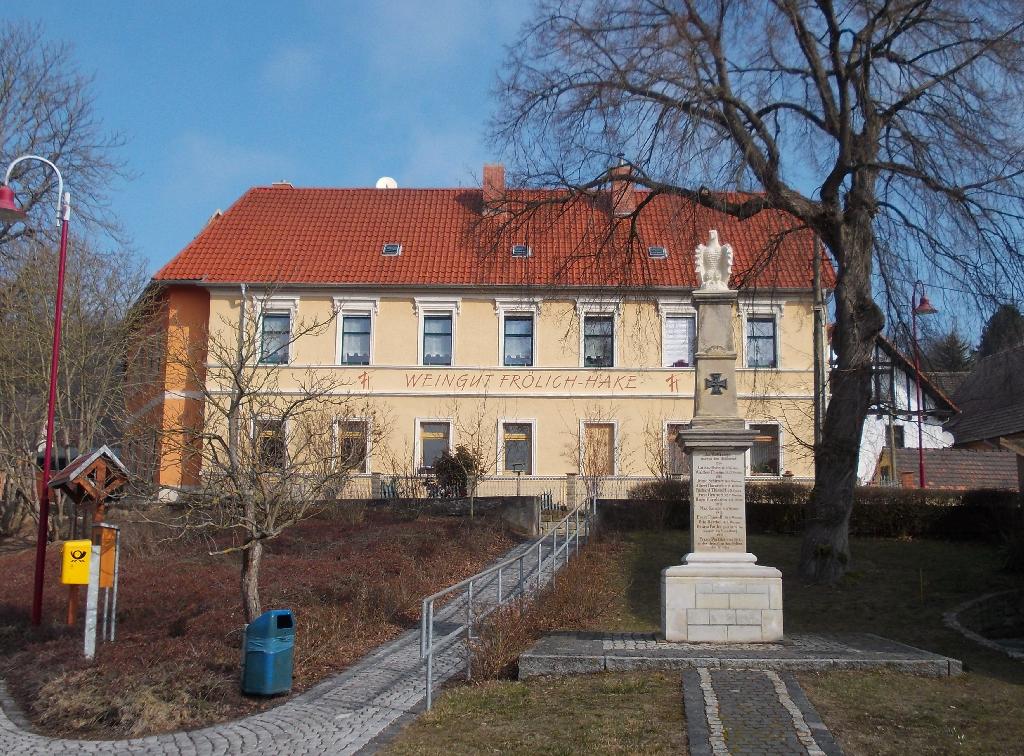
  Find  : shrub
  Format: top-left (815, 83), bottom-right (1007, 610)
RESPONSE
top-left (433, 445), bottom-right (485, 498)
top-left (471, 535), bottom-right (628, 680)
top-left (613, 479), bottom-right (1021, 542)
top-left (627, 478), bottom-right (687, 501)
top-left (621, 478), bottom-right (688, 529)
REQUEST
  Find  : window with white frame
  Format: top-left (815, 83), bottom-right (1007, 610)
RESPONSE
top-left (415, 298), bottom-right (460, 366)
top-left (743, 302), bottom-right (783, 369)
top-left (746, 316), bottom-right (778, 368)
top-left (577, 301), bottom-right (619, 368)
top-left (340, 315), bottom-right (371, 365)
top-left (496, 298), bottom-right (542, 368)
top-left (253, 417), bottom-right (286, 469)
top-left (336, 420), bottom-right (369, 473)
top-left (583, 315), bottom-right (614, 367)
top-left (334, 297), bottom-right (378, 366)
top-left (254, 295), bottom-right (298, 365)
top-left (665, 422), bottom-right (691, 476)
top-left (423, 315), bottom-right (453, 365)
top-left (502, 422), bottom-right (533, 474)
top-left (503, 315), bottom-right (534, 366)
top-left (749, 423), bottom-right (780, 475)
top-left (260, 312), bottom-right (291, 364)
top-left (418, 420), bottom-right (451, 470)
top-left (664, 315), bottom-right (696, 367)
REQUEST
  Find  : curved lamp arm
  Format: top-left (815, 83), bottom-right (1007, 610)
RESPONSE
top-left (4, 154), bottom-right (68, 225)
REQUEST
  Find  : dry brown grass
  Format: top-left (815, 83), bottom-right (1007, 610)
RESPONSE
top-left (0, 507), bottom-right (517, 738)
top-left (470, 533), bottom-right (631, 680)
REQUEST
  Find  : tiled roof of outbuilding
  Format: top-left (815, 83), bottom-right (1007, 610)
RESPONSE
top-left (153, 186), bottom-right (827, 290)
top-left (888, 448), bottom-right (1019, 491)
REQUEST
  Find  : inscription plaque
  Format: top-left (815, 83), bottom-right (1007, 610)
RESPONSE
top-left (690, 450), bottom-right (746, 552)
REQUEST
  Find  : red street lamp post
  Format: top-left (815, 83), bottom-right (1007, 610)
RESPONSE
top-left (0, 155), bottom-right (71, 626)
top-left (911, 280), bottom-right (938, 488)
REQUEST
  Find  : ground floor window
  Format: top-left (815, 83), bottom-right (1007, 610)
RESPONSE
top-left (419, 421), bottom-right (451, 471)
top-left (254, 418), bottom-right (286, 469)
top-left (581, 422), bottom-right (615, 476)
top-left (749, 424), bottom-right (780, 475)
top-left (503, 422), bottom-right (533, 474)
top-left (666, 423), bottom-right (691, 476)
top-left (337, 420), bottom-right (369, 473)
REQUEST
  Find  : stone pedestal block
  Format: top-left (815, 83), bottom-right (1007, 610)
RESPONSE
top-left (662, 557), bottom-right (783, 642)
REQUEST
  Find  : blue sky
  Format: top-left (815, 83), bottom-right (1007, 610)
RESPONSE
top-left (7, 1), bottom-right (531, 271)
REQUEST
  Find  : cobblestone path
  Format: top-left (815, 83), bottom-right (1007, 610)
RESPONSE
top-left (683, 668), bottom-right (844, 756)
top-left (0, 537), bottom-right (560, 755)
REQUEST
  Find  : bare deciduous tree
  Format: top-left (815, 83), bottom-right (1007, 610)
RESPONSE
top-left (147, 295), bottom-right (388, 622)
top-left (0, 237), bottom-right (147, 537)
top-left (0, 20), bottom-right (128, 247)
top-left (492, 0), bottom-right (1024, 581)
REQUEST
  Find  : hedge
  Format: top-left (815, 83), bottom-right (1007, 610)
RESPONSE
top-left (602, 481), bottom-right (1022, 542)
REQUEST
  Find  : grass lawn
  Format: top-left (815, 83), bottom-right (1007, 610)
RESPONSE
top-left (392, 529), bottom-right (1024, 755)
top-left (0, 506), bottom-right (517, 739)
top-left (385, 672), bottom-right (686, 755)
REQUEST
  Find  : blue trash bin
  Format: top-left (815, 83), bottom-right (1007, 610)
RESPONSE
top-left (242, 609), bottom-right (295, 695)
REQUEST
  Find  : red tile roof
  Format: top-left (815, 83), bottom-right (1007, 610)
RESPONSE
top-left (154, 186), bottom-right (826, 290)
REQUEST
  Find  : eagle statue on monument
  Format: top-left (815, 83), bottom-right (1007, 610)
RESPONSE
top-left (694, 229), bottom-right (733, 292)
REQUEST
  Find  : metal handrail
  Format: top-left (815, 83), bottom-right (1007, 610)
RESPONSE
top-left (419, 500), bottom-right (595, 709)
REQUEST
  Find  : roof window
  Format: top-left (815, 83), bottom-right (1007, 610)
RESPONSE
top-left (511, 244), bottom-right (532, 258)
top-left (382, 243), bottom-right (403, 257)
top-left (648, 246), bottom-right (668, 259)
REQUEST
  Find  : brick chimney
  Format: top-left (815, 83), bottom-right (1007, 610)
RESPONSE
top-left (483, 163), bottom-right (505, 215)
top-left (610, 156), bottom-right (635, 217)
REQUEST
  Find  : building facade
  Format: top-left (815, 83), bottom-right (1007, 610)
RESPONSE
top-left (134, 166), bottom-right (829, 499)
top-left (858, 336), bottom-right (957, 485)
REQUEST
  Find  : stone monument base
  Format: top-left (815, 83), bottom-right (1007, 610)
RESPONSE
top-left (662, 553), bottom-right (783, 642)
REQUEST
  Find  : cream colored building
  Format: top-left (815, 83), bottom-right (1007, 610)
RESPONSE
top-left (139, 166), bottom-right (826, 497)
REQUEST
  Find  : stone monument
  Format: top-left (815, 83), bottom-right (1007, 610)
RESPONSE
top-left (661, 230), bottom-right (783, 642)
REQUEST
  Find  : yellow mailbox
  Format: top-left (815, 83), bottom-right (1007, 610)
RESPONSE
top-left (61, 540), bottom-right (92, 585)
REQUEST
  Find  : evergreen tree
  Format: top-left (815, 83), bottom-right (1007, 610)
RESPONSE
top-left (923, 328), bottom-right (975, 372)
top-left (978, 304), bottom-right (1024, 359)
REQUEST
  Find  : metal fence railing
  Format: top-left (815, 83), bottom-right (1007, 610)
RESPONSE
top-left (333, 473), bottom-right (815, 503)
top-left (371, 474), bottom-right (669, 503)
top-left (418, 502), bottom-right (596, 710)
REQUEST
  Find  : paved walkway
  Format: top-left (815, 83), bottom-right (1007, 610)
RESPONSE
top-left (0, 537), bottom-right (561, 755)
top-left (519, 631), bottom-right (965, 755)
top-left (683, 668), bottom-right (843, 755)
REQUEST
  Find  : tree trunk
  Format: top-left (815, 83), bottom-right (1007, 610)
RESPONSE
top-left (241, 538), bottom-right (263, 623)
top-left (799, 220), bottom-right (884, 583)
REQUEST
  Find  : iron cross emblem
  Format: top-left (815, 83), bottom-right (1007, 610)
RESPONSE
top-left (705, 373), bottom-right (728, 395)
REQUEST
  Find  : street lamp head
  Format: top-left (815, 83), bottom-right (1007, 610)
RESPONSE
top-left (0, 185), bottom-right (27, 224)
top-left (914, 293), bottom-right (938, 316)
